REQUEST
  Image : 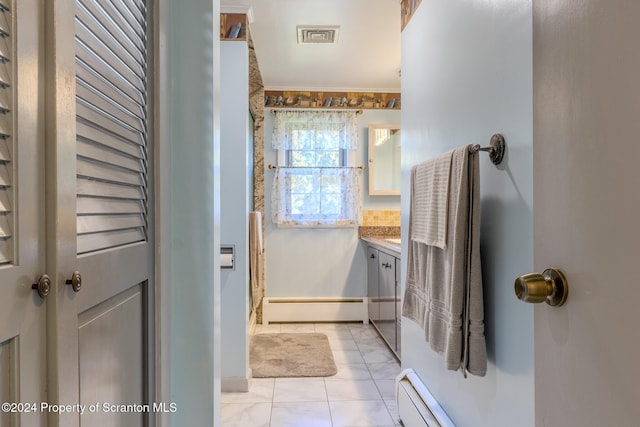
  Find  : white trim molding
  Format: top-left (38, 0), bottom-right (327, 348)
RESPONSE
top-left (262, 297), bottom-right (368, 324)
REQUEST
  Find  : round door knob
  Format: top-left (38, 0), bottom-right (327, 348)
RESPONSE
top-left (66, 271), bottom-right (82, 292)
top-left (32, 274), bottom-right (51, 299)
top-left (514, 268), bottom-right (568, 307)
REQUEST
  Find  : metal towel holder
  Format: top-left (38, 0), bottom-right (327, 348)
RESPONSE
top-left (469, 133), bottom-right (506, 165)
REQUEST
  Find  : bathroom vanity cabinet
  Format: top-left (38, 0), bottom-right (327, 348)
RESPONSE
top-left (364, 239), bottom-right (401, 359)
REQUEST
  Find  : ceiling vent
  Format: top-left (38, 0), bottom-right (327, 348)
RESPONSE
top-left (297, 25), bottom-right (340, 44)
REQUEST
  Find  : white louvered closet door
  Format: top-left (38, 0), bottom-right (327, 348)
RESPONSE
top-left (75, 0), bottom-right (148, 253)
top-left (48, 1), bottom-right (155, 426)
top-left (0, 1), bottom-right (46, 426)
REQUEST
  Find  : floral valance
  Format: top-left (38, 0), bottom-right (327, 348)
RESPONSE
top-left (272, 110), bottom-right (359, 150)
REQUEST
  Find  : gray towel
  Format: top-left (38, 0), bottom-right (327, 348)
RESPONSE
top-left (410, 149), bottom-right (454, 250)
top-left (403, 145), bottom-right (486, 377)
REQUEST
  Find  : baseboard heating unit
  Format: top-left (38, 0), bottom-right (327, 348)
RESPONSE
top-left (262, 297), bottom-right (368, 324)
top-left (396, 369), bottom-right (455, 427)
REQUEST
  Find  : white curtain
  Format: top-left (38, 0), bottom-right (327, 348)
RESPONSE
top-left (271, 167), bottom-right (361, 226)
top-left (271, 110), bottom-right (361, 226)
top-left (272, 110), bottom-right (359, 150)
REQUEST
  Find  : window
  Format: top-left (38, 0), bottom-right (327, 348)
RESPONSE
top-left (271, 110), bottom-right (361, 227)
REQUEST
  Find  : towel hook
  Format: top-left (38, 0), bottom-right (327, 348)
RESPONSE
top-left (470, 134), bottom-right (505, 165)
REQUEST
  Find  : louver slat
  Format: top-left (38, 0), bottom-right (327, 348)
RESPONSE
top-left (77, 178), bottom-right (144, 200)
top-left (76, 80), bottom-right (144, 133)
top-left (115, 0), bottom-right (146, 33)
top-left (77, 139), bottom-right (143, 173)
top-left (77, 157), bottom-right (144, 187)
top-left (0, 81), bottom-right (9, 113)
top-left (77, 214), bottom-right (144, 235)
top-left (76, 1), bottom-right (144, 69)
top-left (80, 0), bottom-right (146, 53)
top-left (0, 242), bottom-right (10, 264)
top-left (76, 101), bottom-right (144, 147)
top-left (77, 197), bottom-right (144, 215)
top-left (76, 120), bottom-right (142, 157)
top-left (0, 185), bottom-right (9, 265)
top-left (0, 188), bottom-right (10, 213)
top-left (0, 39), bottom-right (10, 63)
top-left (0, 162), bottom-right (10, 187)
top-left (75, 0), bottom-right (148, 255)
top-left (0, 3), bottom-right (10, 265)
top-left (0, 8), bottom-right (9, 38)
top-left (76, 59), bottom-right (145, 123)
top-left (75, 18), bottom-right (144, 86)
top-left (0, 152), bottom-right (10, 263)
top-left (0, 214), bottom-right (10, 238)
top-left (75, 43), bottom-right (144, 106)
top-left (0, 141), bottom-right (8, 161)
top-left (77, 228), bottom-right (145, 254)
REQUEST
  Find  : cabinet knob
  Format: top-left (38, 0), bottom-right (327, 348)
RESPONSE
top-left (370, 254), bottom-right (376, 259)
top-left (32, 274), bottom-right (51, 299)
top-left (65, 271), bottom-right (82, 292)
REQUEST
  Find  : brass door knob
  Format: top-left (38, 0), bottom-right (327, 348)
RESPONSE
top-left (32, 274), bottom-right (51, 299)
top-left (514, 268), bottom-right (568, 307)
top-left (66, 271), bottom-right (82, 292)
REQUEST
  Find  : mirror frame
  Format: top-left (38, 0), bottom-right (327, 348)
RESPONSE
top-left (368, 124), bottom-right (401, 196)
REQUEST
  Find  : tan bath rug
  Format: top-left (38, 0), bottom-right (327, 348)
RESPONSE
top-left (250, 333), bottom-right (337, 378)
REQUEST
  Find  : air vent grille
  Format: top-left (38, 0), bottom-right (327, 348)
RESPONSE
top-left (297, 26), bottom-right (340, 44)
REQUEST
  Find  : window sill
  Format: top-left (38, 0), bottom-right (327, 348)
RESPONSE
top-left (276, 223), bottom-right (358, 229)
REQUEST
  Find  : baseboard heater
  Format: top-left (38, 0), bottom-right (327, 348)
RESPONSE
top-left (396, 369), bottom-right (455, 427)
top-left (262, 297), bottom-right (368, 324)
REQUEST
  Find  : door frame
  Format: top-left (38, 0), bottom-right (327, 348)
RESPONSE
top-left (153, 1), bottom-right (222, 426)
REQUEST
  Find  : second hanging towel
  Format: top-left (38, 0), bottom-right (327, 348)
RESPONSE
top-left (403, 145), bottom-right (486, 377)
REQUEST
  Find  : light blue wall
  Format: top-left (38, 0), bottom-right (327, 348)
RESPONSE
top-left (264, 109), bottom-right (400, 298)
top-left (400, 2), bottom-right (534, 427)
top-left (162, 0), bottom-right (220, 425)
top-left (220, 42), bottom-right (251, 388)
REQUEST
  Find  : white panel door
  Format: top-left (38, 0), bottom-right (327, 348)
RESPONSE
top-left (46, 0), bottom-right (154, 425)
top-left (0, 0), bottom-right (46, 426)
top-left (533, 0), bottom-right (640, 425)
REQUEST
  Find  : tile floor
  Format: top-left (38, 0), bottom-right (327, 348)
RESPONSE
top-left (221, 322), bottom-right (402, 427)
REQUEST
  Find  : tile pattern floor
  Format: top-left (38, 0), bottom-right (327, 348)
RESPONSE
top-left (222, 323), bottom-right (402, 427)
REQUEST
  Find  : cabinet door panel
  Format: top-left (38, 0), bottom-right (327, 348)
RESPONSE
top-left (378, 252), bottom-right (396, 350)
top-left (367, 247), bottom-right (379, 323)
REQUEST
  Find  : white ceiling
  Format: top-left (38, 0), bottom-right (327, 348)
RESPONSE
top-left (222, 0), bottom-right (402, 92)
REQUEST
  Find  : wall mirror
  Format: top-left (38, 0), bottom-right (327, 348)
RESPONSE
top-left (368, 124), bottom-right (401, 195)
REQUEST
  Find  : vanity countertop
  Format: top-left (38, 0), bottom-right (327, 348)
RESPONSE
top-left (361, 236), bottom-right (401, 257)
